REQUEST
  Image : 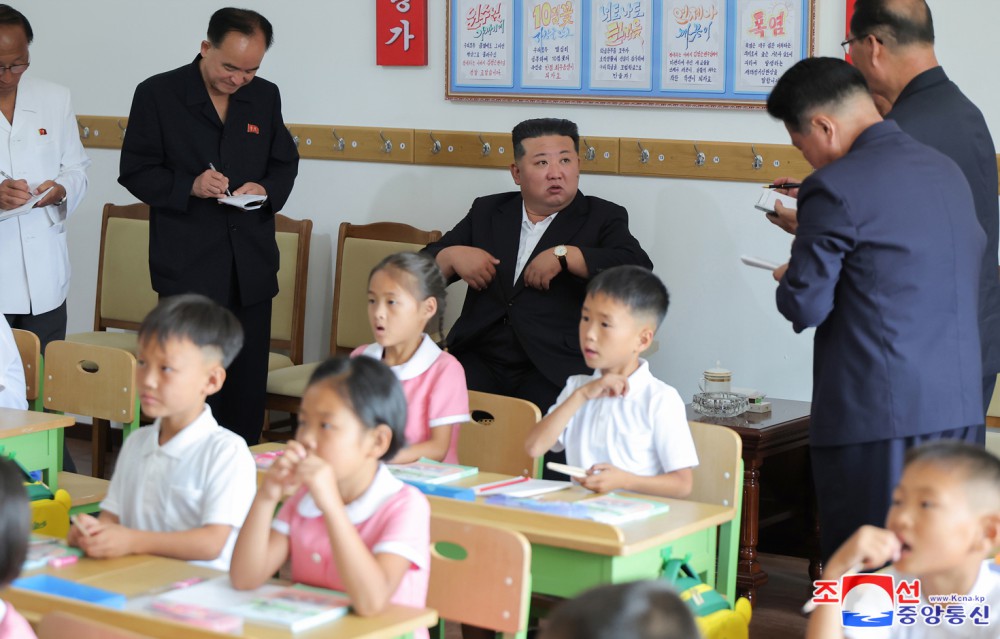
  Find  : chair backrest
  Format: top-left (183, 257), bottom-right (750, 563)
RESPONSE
top-left (428, 515), bottom-right (531, 635)
top-left (272, 214), bottom-right (313, 365)
top-left (11, 328), bottom-right (39, 402)
top-left (330, 222), bottom-right (442, 355)
top-left (687, 421), bottom-right (742, 509)
top-left (94, 203), bottom-right (157, 332)
top-left (37, 611), bottom-right (153, 639)
top-left (42, 341), bottom-right (137, 423)
top-left (459, 391), bottom-right (542, 477)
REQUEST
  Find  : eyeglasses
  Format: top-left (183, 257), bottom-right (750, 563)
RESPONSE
top-left (0, 62), bottom-right (29, 76)
top-left (841, 34), bottom-right (882, 55)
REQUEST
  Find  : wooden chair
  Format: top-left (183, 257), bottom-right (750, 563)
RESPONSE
top-left (686, 420), bottom-right (744, 605)
top-left (43, 341), bottom-right (139, 480)
top-left (265, 221), bottom-right (442, 423)
top-left (268, 214), bottom-right (313, 372)
top-left (429, 515), bottom-right (532, 639)
top-left (37, 611), bottom-right (155, 639)
top-left (11, 328), bottom-right (41, 411)
top-left (459, 391), bottom-right (542, 477)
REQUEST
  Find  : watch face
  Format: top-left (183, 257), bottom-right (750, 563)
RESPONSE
top-left (554, 245), bottom-right (568, 257)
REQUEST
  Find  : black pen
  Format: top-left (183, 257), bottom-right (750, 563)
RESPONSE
top-left (208, 163), bottom-right (232, 197)
top-left (763, 183), bottom-right (802, 189)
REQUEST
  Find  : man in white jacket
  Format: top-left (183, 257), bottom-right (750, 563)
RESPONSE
top-left (0, 4), bottom-right (89, 352)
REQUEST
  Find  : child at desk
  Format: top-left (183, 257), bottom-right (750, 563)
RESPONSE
top-left (0, 457), bottom-right (37, 638)
top-left (808, 441), bottom-right (1000, 638)
top-left (525, 265), bottom-right (698, 498)
top-left (542, 580), bottom-right (699, 639)
top-left (67, 294), bottom-right (256, 571)
top-left (231, 357), bottom-right (430, 629)
top-left (352, 252), bottom-right (469, 464)
top-left (0, 315), bottom-right (27, 410)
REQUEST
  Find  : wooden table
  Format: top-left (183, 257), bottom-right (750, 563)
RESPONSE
top-left (7, 553), bottom-right (437, 639)
top-left (687, 398), bottom-right (817, 603)
top-left (0, 407), bottom-right (76, 490)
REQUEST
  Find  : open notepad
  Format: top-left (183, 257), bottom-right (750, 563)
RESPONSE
top-left (0, 187), bottom-right (54, 222)
top-left (754, 189), bottom-right (797, 215)
top-left (219, 193), bottom-right (268, 210)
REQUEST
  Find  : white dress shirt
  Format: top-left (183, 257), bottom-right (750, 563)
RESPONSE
top-left (514, 203), bottom-right (558, 284)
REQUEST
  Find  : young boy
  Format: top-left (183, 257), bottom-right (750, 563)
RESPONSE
top-left (525, 265), bottom-right (697, 498)
top-left (67, 294), bottom-right (257, 570)
top-left (0, 316), bottom-right (27, 410)
top-left (808, 441), bottom-right (1000, 638)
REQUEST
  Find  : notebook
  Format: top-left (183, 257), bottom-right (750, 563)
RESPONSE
top-left (472, 477), bottom-right (572, 498)
top-left (575, 494), bottom-right (671, 524)
top-left (219, 193), bottom-right (267, 210)
top-left (388, 458), bottom-right (478, 484)
top-left (754, 189), bottom-right (797, 215)
top-left (22, 535), bottom-right (84, 571)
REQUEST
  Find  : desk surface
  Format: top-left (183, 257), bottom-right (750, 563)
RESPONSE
top-left (7, 554), bottom-right (437, 639)
top-left (0, 407), bottom-right (75, 438)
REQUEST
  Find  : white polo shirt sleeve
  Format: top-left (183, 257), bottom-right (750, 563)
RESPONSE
top-left (650, 386), bottom-right (699, 473)
top-left (551, 374), bottom-right (590, 453)
top-left (199, 436), bottom-right (257, 528)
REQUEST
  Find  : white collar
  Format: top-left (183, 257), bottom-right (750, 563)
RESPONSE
top-left (145, 405), bottom-right (217, 459)
top-left (297, 463), bottom-right (405, 524)
top-left (358, 334), bottom-right (441, 381)
top-left (521, 202), bottom-right (558, 229)
top-left (589, 358), bottom-right (653, 391)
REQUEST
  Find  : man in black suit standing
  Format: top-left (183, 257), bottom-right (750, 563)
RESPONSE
top-left (119, 8), bottom-right (299, 445)
top-left (425, 118), bottom-right (652, 416)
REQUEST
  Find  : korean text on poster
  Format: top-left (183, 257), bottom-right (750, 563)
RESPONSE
top-left (662, 1), bottom-right (726, 92)
top-left (523, 1), bottom-right (583, 89)
top-left (590, 0), bottom-right (653, 91)
top-left (735, 0), bottom-right (799, 92)
top-left (456, 0), bottom-right (515, 86)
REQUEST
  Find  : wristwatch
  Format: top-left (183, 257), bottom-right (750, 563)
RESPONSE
top-left (553, 245), bottom-right (568, 271)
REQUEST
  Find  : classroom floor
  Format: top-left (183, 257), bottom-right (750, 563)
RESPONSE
top-left (65, 432), bottom-right (811, 639)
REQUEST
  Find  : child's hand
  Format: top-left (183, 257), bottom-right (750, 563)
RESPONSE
top-left (260, 449), bottom-right (300, 502)
top-left (77, 521), bottom-right (134, 559)
top-left (826, 525), bottom-right (902, 579)
top-left (285, 440), bottom-right (341, 513)
top-left (578, 463), bottom-right (631, 493)
top-left (578, 374), bottom-right (629, 401)
top-left (66, 513), bottom-right (101, 548)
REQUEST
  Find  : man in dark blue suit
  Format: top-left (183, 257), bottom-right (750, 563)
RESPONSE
top-left (847, 0), bottom-right (1000, 440)
top-left (424, 118), bottom-right (652, 415)
top-left (766, 58), bottom-right (985, 559)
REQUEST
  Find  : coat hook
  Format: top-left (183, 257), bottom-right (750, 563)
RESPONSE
top-left (478, 134), bottom-right (491, 157)
top-left (637, 141), bottom-right (650, 164)
top-left (694, 144), bottom-right (706, 167)
top-left (429, 131), bottom-right (441, 154)
top-left (583, 138), bottom-right (596, 162)
top-left (379, 130), bottom-right (392, 154)
top-left (332, 129), bottom-right (345, 152)
top-left (117, 119), bottom-right (127, 138)
top-left (751, 144), bottom-right (764, 170)
top-left (287, 127), bottom-right (300, 148)
top-left (77, 119), bottom-right (90, 139)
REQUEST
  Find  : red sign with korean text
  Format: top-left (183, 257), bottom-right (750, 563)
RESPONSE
top-left (846, 0), bottom-right (855, 62)
top-left (377, 0), bottom-right (428, 66)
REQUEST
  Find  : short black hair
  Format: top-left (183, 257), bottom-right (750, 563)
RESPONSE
top-left (306, 357), bottom-right (408, 461)
top-left (207, 7), bottom-right (274, 49)
top-left (0, 457), bottom-right (31, 588)
top-left (0, 5), bottom-right (32, 44)
top-left (543, 581), bottom-right (699, 639)
top-left (512, 118), bottom-right (580, 159)
top-left (851, 0), bottom-right (934, 47)
top-left (138, 294), bottom-right (244, 368)
top-left (766, 57), bottom-right (871, 133)
top-left (905, 440), bottom-right (1000, 508)
top-left (586, 265), bottom-right (669, 329)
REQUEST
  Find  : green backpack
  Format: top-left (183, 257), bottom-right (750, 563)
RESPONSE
top-left (660, 549), bottom-right (752, 639)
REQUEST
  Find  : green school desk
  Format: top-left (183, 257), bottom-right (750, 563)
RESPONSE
top-left (0, 407), bottom-right (75, 490)
top-left (437, 472), bottom-right (738, 603)
top-left (11, 552), bottom-right (437, 639)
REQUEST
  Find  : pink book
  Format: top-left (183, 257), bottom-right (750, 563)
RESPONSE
top-left (149, 600), bottom-right (244, 633)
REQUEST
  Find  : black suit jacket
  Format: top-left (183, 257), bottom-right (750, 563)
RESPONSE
top-left (424, 191), bottom-right (653, 388)
top-left (886, 67), bottom-right (1000, 378)
top-left (118, 57), bottom-right (299, 307)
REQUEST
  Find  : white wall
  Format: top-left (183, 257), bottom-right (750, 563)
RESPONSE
top-left (24, 0), bottom-right (1000, 403)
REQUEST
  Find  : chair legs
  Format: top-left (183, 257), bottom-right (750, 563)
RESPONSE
top-left (91, 419), bottom-right (109, 479)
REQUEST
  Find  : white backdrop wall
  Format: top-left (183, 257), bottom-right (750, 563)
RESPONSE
top-left (22, 0), bottom-right (1000, 403)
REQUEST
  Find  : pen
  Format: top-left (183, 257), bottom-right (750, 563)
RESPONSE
top-left (207, 163), bottom-right (232, 197)
top-left (0, 169), bottom-right (13, 181)
top-left (764, 183), bottom-right (802, 189)
top-left (70, 514), bottom-right (91, 538)
top-left (476, 476), bottom-right (530, 493)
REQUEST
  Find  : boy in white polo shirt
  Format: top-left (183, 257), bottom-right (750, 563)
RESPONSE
top-left (526, 265), bottom-right (697, 498)
top-left (67, 294), bottom-right (256, 570)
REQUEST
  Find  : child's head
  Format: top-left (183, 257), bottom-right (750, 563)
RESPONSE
top-left (136, 294), bottom-right (244, 423)
top-left (580, 266), bottom-right (669, 372)
top-left (0, 457), bottom-right (31, 588)
top-left (541, 580), bottom-right (698, 639)
top-left (887, 441), bottom-right (1000, 577)
top-left (297, 356), bottom-right (408, 472)
top-left (368, 252), bottom-right (447, 348)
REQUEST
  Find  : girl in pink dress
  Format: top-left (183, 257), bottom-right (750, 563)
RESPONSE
top-left (231, 357), bottom-right (430, 637)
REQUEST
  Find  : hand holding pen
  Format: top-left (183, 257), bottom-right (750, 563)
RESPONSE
top-left (0, 169), bottom-right (32, 210)
top-left (191, 163), bottom-right (230, 199)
